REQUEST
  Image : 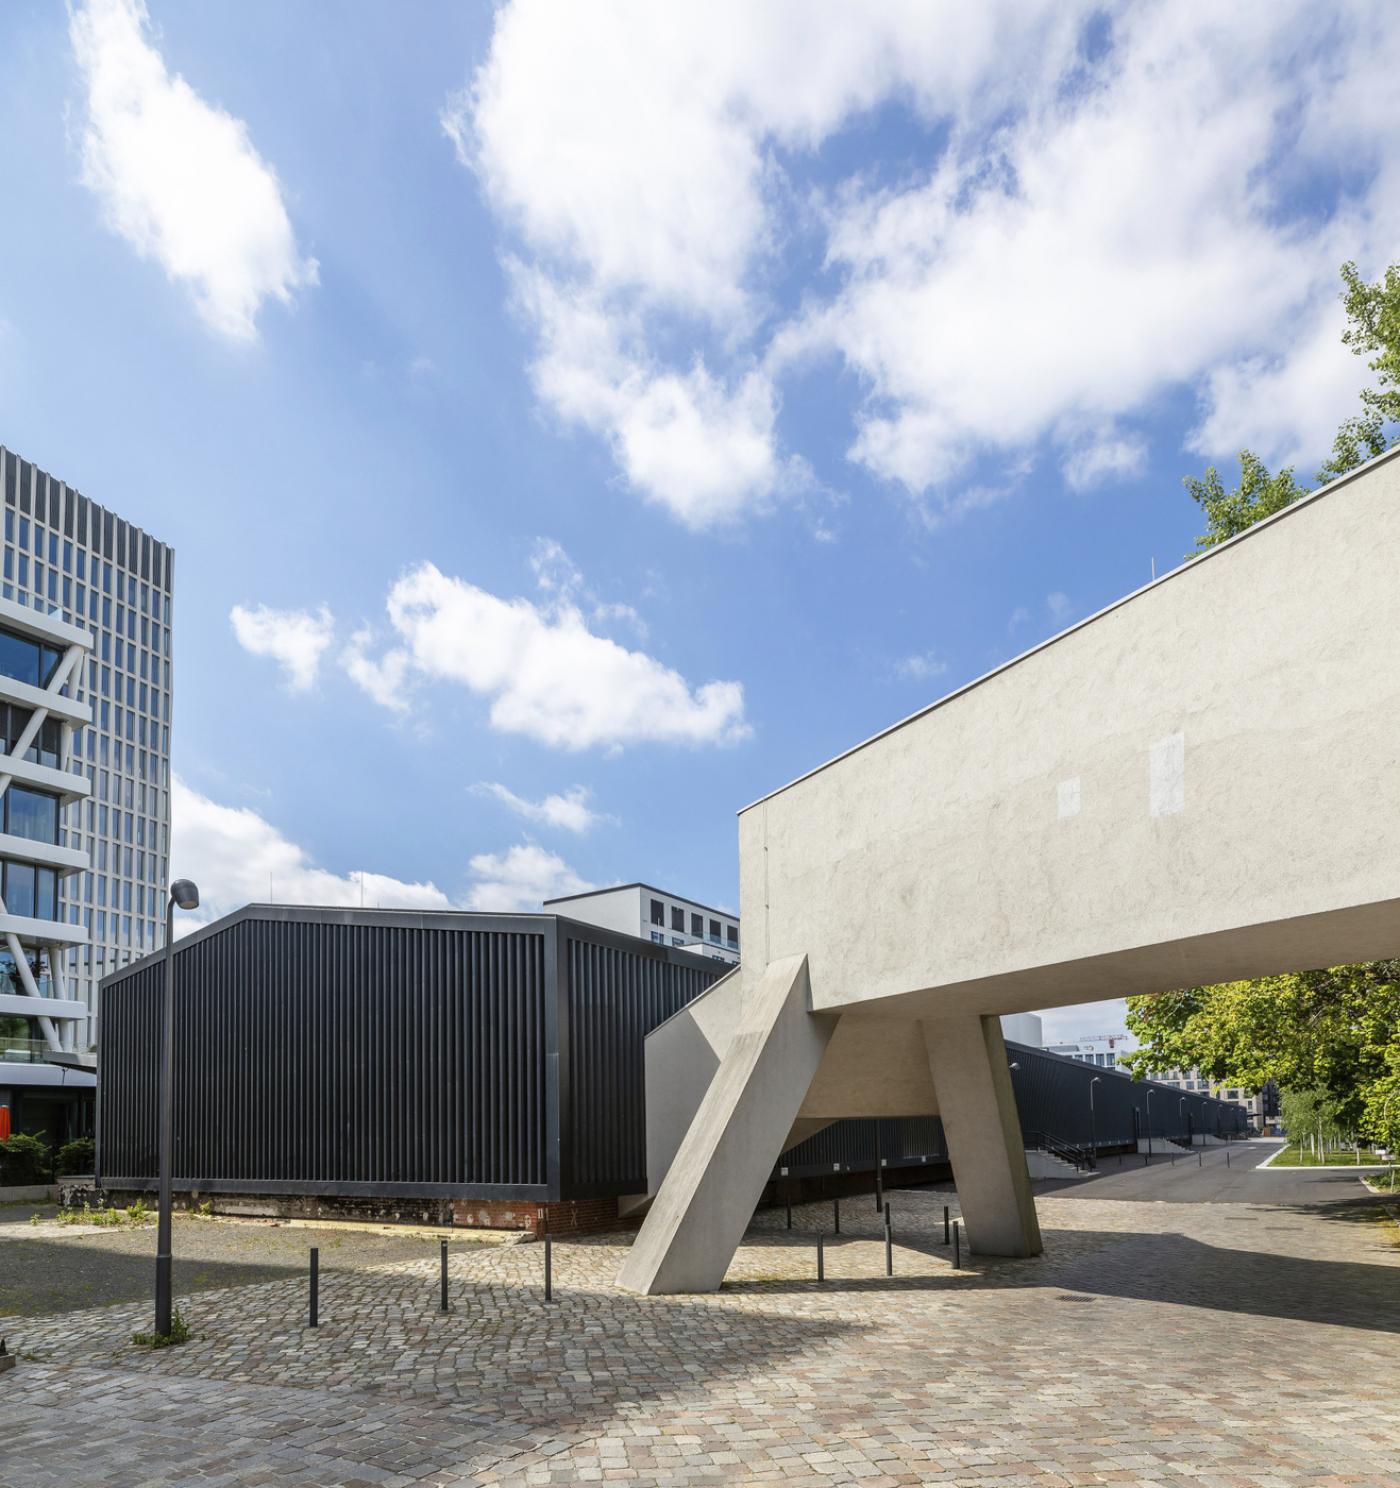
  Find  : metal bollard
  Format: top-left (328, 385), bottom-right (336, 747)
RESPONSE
top-left (817, 1233), bottom-right (825, 1282)
top-left (875, 1160), bottom-right (884, 1213)
top-left (439, 1239), bottom-right (449, 1313)
top-left (834, 1197), bottom-right (840, 1235)
top-left (943, 1204), bottom-right (950, 1244)
top-left (1198, 1152), bottom-right (1202, 1167)
top-left (309, 1246), bottom-right (319, 1328)
top-left (1226, 1150), bottom-right (1230, 1167)
top-left (544, 1233), bottom-right (554, 1303)
top-left (884, 1207), bottom-right (893, 1277)
top-left (786, 1199), bottom-right (792, 1230)
top-left (953, 1220), bottom-right (961, 1270)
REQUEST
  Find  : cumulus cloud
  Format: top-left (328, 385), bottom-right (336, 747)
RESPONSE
top-left (458, 3), bottom-right (1400, 522)
top-left (172, 779), bottom-right (594, 927)
top-left (170, 778), bottom-right (454, 929)
top-left (230, 603), bottom-right (334, 691)
top-left (345, 559), bottom-right (748, 750)
top-left (1061, 433), bottom-right (1148, 493)
top-left (70, 0), bottom-right (316, 340)
top-left (464, 843), bottom-right (593, 912)
top-left (474, 782), bottom-right (605, 834)
top-left (892, 651), bottom-right (948, 682)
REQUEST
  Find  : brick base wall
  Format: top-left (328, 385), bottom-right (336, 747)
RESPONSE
top-left (450, 1196), bottom-right (630, 1237)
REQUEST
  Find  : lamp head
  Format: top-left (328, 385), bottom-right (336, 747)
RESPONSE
top-left (170, 879), bottom-right (200, 912)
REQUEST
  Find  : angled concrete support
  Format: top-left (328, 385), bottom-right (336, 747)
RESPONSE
top-left (618, 953), bottom-right (834, 1294)
top-left (922, 1014), bottom-right (1042, 1257)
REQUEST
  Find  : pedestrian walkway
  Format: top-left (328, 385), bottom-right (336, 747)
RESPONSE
top-left (2, 1174), bottom-right (1397, 1485)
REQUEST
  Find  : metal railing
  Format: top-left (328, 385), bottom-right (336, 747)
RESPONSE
top-left (1024, 1129), bottom-right (1096, 1172)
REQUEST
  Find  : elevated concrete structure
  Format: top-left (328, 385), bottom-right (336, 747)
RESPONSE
top-left (623, 446), bottom-right (1400, 1294)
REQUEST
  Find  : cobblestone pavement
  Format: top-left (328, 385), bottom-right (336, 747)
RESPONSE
top-left (2, 1177), bottom-right (1398, 1486)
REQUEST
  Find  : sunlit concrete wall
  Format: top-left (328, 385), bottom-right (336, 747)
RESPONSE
top-left (738, 447), bottom-right (1400, 1021)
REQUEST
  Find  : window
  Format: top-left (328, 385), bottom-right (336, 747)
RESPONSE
top-left (649, 897), bottom-right (665, 926)
top-left (691, 913), bottom-right (703, 937)
top-left (650, 931), bottom-right (663, 944)
top-left (709, 918), bottom-right (721, 944)
top-left (727, 924), bottom-right (739, 947)
top-left (6, 785), bottom-right (59, 844)
top-left (0, 626), bottom-right (62, 689)
top-left (0, 705), bottom-right (61, 767)
top-left (672, 936), bottom-right (684, 947)
top-left (671, 905), bottom-right (685, 932)
top-left (3, 862), bottom-right (58, 920)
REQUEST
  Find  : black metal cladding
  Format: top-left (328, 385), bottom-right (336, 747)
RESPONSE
top-left (98, 907), bottom-right (729, 1201)
top-left (564, 934), bottom-right (722, 1194)
top-left (1004, 1040), bottom-right (1248, 1149)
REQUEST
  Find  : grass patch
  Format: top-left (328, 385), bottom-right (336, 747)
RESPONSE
top-left (131, 1309), bottom-right (191, 1349)
top-left (36, 1199), bottom-right (153, 1228)
top-left (1273, 1145), bottom-right (1388, 1167)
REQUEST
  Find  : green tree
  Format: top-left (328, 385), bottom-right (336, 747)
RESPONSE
top-left (1183, 453), bottom-right (1308, 553)
top-left (1184, 260), bottom-right (1400, 553)
top-left (1125, 963), bottom-right (1400, 1151)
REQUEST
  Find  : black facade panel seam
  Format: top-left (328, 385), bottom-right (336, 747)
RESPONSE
top-left (99, 1177), bottom-right (553, 1201)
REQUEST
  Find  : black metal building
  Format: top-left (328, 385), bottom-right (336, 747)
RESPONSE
top-left (98, 905), bottom-right (727, 1201)
top-left (98, 904), bottom-right (1247, 1205)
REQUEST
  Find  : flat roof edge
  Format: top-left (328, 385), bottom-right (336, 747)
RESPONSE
top-left (740, 441), bottom-right (1400, 814)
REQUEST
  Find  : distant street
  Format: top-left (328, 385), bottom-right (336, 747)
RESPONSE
top-left (1036, 1137), bottom-right (1395, 1206)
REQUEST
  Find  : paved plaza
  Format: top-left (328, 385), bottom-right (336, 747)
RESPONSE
top-left (2, 1145), bottom-right (1398, 1487)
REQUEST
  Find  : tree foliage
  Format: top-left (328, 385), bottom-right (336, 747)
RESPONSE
top-left (1125, 966), bottom-right (1400, 1149)
top-left (1185, 260), bottom-right (1400, 552)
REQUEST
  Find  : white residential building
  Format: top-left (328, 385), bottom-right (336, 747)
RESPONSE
top-left (1043, 1031), bottom-right (1138, 1070)
top-left (543, 883), bottom-right (740, 966)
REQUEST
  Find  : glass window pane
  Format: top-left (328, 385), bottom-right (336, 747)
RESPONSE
top-left (5, 862), bottom-right (35, 917)
top-left (0, 629), bottom-right (40, 687)
top-left (7, 786), bottom-right (58, 844)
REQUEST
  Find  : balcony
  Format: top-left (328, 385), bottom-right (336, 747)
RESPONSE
top-left (0, 910), bottom-right (88, 947)
top-left (0, 671), bottom-right (91, 726)
top-left (0, 753), bottom-right (90, 806)
top-left (0, 832), bottom-right (88, 877)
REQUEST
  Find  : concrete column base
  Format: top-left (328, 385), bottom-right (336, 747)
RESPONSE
top-left (617, 954), bottom-right (834, 1295)
top-left (922, 1014), bottom-right (1042, 1257)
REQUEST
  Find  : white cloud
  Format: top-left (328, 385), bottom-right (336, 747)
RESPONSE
top-left (229, 603), bottom-right (334, 691)
top-left (464, 843), bottom-right (592, 913)
top-left (345, 559), bottom-right (748, 750)
top-left (170, 778), bottom-right (454, 930)
top-left (1045, 592), bottom-right (1073, 623)
top-left (892, 651), bottom-right (948, 682)
top-left (459, 3), bottom-right (1400, 523)
top-left (516, 270), bottom-right (796, 528)
top-left (70, 0), bottom-right (316, 340)
top-left (1061, 433), bottom-right (1148, 493)
top-left (474, 782), bottom-right (605, 834)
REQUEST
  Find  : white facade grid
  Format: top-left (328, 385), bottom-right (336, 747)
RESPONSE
top-left (543, 883), bottom-right (741, 965)
top-left (0, 447), bottom-right (173, 1052)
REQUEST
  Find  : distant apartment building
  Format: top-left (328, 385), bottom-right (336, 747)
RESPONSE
top-left (1044, 1032), bottom-right (1137, 1070)
top-left (0, 446), bottom-right (173, 1147)
top-left (1046, 1026), bottom-right (1269, 1126)
top-left (543, 883), bottom-right (739, 966)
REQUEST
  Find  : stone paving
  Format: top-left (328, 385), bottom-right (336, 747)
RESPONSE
top-left (2, 1176), bottom-right (1398, 1486)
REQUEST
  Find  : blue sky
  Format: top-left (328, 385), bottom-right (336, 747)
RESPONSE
top-left (2, 2), bottom-right (1396, 1039)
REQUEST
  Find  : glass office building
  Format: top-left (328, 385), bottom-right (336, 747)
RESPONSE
top-left (0, 445), bottom-right (173, 1054)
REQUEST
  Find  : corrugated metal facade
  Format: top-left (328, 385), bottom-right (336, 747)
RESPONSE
top-left (1005, 1040), bottom-right (1248, 1150)
top-left (98, 907), bottom-right (729, 1200)
top-left (98, 906), bottom-right (1247, 1202)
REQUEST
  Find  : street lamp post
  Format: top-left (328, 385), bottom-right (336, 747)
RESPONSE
top-left (1178, 1096), bottom-right (1186, 1146)
top-left (1146, 1089), bottom-right (1155, 1156)
top-left (154, 879), bottom-right (200, 1339)
top-left (1088, 1076), bottom-right (1101, 1169)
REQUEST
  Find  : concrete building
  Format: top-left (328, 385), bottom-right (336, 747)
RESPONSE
top-left (0, 446), bottom-right (173, 1144)
top-left (543, 884), bottom-right (740, 966)
top-left (620, 443), bottom-right (1400, 1295)
top-left (1044, 1031), bottom-right (1136, 1069)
